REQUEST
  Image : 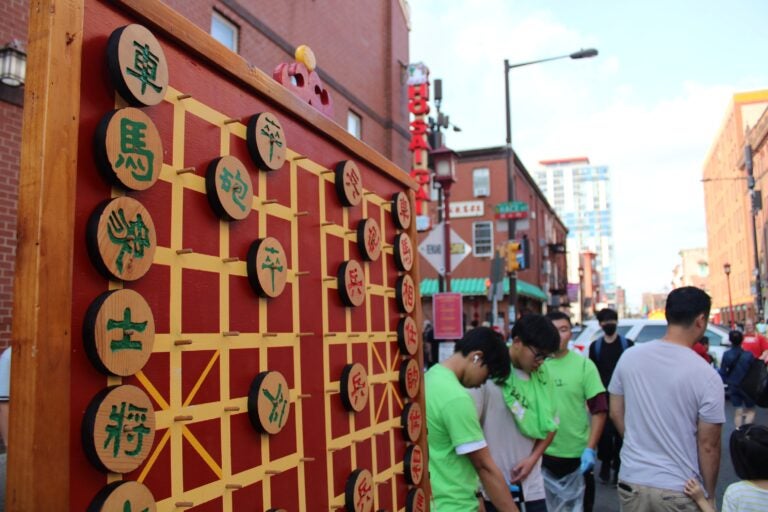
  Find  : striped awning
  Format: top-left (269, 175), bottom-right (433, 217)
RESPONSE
top-left (419, 278), bottom-right (548, 301)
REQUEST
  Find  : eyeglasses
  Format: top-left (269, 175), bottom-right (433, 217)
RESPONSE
top-left (526, 344), bottom-right (551, 362)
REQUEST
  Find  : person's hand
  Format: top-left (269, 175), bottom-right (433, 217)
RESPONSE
top-left (580, 447), bottom-right (596, 474)
top-left (510, 456), bottom-right (536, 483)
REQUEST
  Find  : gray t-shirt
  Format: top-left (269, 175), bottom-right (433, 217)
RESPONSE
top-left (468, 369), bottom-right (546, 502)
top-left (608, 339), bottom-right (725, 492)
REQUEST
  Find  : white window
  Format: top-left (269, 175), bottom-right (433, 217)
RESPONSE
top-left (473, 168), bottom-right (490, 197)
top-left (211, 11), bottom-right (239, 53)
top-left (473, 221), bottom-right (493, 257)
top-left (347, 110), bottom-right (362, 139)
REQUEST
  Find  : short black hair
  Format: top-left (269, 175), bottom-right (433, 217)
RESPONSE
top-left (596, 309), bottom-right (618, 323)
top-left (511, 314), bottom-right (559, 354)
top-left (454, 327), bottom-right (511, 384)
top-left (730, 424), bottom-right (768, 480)
top-left (665, 287), bottom-right (711, 327)
top-left (545, 311), bottom-right (571, 325)
top-left (729, 330), bottom-right (744, 346)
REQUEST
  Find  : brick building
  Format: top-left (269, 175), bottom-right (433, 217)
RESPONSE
top-left (418, 146), bottom-right (569, 331)
top-left (0, 0), bottom-right (412, 348)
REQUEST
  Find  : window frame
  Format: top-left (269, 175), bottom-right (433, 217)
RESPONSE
top-left (347, 110), bottom-right (362, 139)
top-left (472, 221), bottom-right (494, 258)
top-left (472, 167), bottom-right (490, 197)
top-left (211, 11), bottom-right (240, 53)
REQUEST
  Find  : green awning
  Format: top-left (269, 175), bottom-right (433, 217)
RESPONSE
top-left (420, 277), bottom-right (548, 301)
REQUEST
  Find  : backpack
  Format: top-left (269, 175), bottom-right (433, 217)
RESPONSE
top-left (741, 358), bottom-right (768, 407)
top-left (593, 335), bottom-right (629, 360)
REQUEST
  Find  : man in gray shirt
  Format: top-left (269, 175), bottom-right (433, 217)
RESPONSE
top-left (609, 287), bottom-right (724, 512)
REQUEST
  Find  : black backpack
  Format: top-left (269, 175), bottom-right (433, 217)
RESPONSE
top-left (741, 358), bottom-right (768, 407)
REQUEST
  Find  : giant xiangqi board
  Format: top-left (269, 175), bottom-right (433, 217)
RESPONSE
top-left (64, 1), bottom-right (427, 511)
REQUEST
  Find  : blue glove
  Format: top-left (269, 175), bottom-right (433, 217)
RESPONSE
top-left (580, 447), bottom-right (596, 474)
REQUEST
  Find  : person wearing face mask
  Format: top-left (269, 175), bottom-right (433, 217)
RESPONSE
top-left (588, 308), bottom-right (633, 485)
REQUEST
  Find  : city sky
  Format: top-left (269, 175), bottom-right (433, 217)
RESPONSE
top-left (409, 0), bottom-right (768, 309)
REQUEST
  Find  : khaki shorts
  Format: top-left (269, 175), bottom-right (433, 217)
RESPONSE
top-left (617, 481), bottom-right (700, 512)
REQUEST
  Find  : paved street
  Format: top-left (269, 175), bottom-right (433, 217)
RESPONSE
top-left (592, 399), bottom-right (768, 511)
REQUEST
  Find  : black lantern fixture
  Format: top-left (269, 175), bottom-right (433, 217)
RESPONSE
top-left (430, 146), bottom-right (458, 292)
top-left (1, 40), bottom-right (27, 88)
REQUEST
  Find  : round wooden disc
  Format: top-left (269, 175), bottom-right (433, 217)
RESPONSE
top-left (340, 363), bottom-right (369, 413)
top-left (248, 371), bottom-right (291, 435)
top-left (395, 274), bottom-right (416, 313)
top-left (94, 108), bottom-right (163, 191)
top-left (246, 112), bottom-right (287, 171)
top-left (337, 260), bottom-right (366, 307)
top-left (334, 160), bottom-right (363, 207)
top-left (82, 385), bottom-right (156, 474)
top-left (400, 402), bottom-right (423, 443)
top-left (403, 444), bottom-right (424, 485)
top-left (405, 487), bottom-right (427, 512)
top-left (106, 24), bottom-right (169, 107)
top-left (86, 197), bottom-right (157, 282)
top-left (205, 155), bottom-right (254, 221)
top-left (83, 289), bottom-right (155, 376)
top-left (246, 237), bottom-right (288, 298)
top-left (399, 358), bottom-right (421, 399)
top-left (393, 233), bottom-right (414, 272)
top-left (87, 480), bottom-right (156, 512)
top-left (344, 469), bottom-right (374, 512)
top-left (391, 192), bottom-right (412, 230)
top-left (357, 218), bottom-right (381, 261)
top-left (397, 316), bottom-right (419, 356)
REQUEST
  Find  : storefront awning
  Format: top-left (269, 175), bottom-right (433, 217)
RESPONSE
top-left (420, 278), bottom-right (548, 301)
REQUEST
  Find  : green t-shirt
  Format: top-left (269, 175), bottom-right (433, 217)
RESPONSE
top-left (544, 351), bottom-right (605, 458)
top-left (425, 364), bottom-right (486, 512)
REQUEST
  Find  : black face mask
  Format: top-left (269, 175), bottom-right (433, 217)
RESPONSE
top-left (602, 324), bottom-right (617, 336)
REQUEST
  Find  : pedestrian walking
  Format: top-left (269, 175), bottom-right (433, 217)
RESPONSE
top-left (609, 286), bottom-right (725, 511)
top-left (719, 330), bottom-right (756, 427)
top-left (425, 327), bottom-right (519, 511)
top-left (741, 319), bottom-right (768, 361)
top-left (588, 308), bottom-right (632, 485)
top-left (541, 312), bottom-right (607, 512)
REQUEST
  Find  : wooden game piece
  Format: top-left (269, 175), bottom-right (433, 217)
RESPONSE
top-left (395, 274), bottom-right (416, 313)
top-left (339, 363), bottom-right (369, 413)
top-left (246, 237), bottom-right (288, 298)
top-left (393, 233), bottom-right (414, 272)
top-left (106, 24), bottom-right (169, 107)
top-left (94, 108), bottom-right (163, 191)
top-left (396, 316), bottom-right (419, 356)
top-left (205, 155), bottom-right (254, 221)
top-left (334, 160), bottom-right (363, 207)
top-left (175, 248), bottom-right (193, 255)
top-left (82, 385), bottom-right (156, 474)
top-left (248, 371), bottom-right (291, 435)
top-left (86, 197), bottom-right (157, 282)
top-left (176, 167), bottom-right (195, 174)
top-left (87, 480), bottom-right (156, 512)
top-left (337, 260), bottom-right (366, 307)
top-left (344, 469), bottom-right (374, 512)
top-left (246, 112), bottom-right (287, 171)
top-left (83, 289), bottom-right (155, 376)
top-left (398, 358), bottom-right (420, 399)
top-left (405, 487), bottom-right (427, 512)
top-left (400, 402), bottom-right (423, 443)
top-left (403, 444), bottom-right (424, 486)
top-left (356, 218), bottom-right (382, 261)
top-left (391, 192), bottom-right (412, 230)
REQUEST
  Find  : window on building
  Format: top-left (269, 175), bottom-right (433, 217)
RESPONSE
top-left (211, 11), bottom-right (239, 53)
top-left (346, 110), bottom-right (362, 139)
top-left (473, 221), bottom-right (493, 257)
top-left (473, 168), bottom-right (490, 197)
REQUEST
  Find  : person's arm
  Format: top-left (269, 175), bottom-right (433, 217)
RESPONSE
top-left (467, 447), bottom-right (519, 512)
top-left (510, 430), bottom-right (555, 483)
top-left (609, 393), bottom-right (625, 437)
top-left (684, 478), bottom-right (716, 512)
top-left (697, 420), bottom-right (721, 504)
top-left (587, 411), bottom-right (606, 449)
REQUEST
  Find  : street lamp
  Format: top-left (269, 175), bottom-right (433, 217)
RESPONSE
top-left (0, 40), bottom-right (26, 87)
top-left (503, 48), bottom-right (598, 320)
top-left (578, 266), bottom-right (585, 324)
top-left (724, 262), bottom-right (735, 329)
top-left (744, 144), bottom-right (764, 321)
top-left (432, 146), bottom-right (458, 292)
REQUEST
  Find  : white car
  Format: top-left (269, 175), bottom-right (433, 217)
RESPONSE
top-left (570, 319), bottom-right (731, 368)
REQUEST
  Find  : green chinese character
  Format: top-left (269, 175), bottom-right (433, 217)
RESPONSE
top-left (123, 500), bottom-right (150, 512)
top-left (106, 307), bottom-right (148, 352)
top-left (115, 118), bottom-right (154, 182)
top-left (125, 41), bottom-right (162, 95)
top-left (260, 117), bottom-right (283, 163)
top-left (261, 246), bottom-right (284, 292)
top-left (262, 383), bottom-right (288, 426)
top-left (104, 401), bottom-right (151, 457)
top-left (107, 208), bottom-right (152, 275)
top-left (219, 167), bottom-right (249, 212)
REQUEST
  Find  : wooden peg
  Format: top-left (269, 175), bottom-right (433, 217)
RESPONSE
top-left (224, 406), bottom-right (240, 412)
top-left (223, 118), bottom-right (239, 125)
top-left (262, 333), bottom-right (278, 337)
top-left (174, 339), bottom-right (193, 346)
top-left (295, 271), bottom-right (309, 276)
top-left (176, 248), bottom-right (193, 255)
top-left (175, 502), bottom-right (194, 508)
top-left (320, 221), bottom-right (333, 227)
top-left (262, 199), bottom-right (278, 205)
top-left (297, 332), bottom-right (314, 337)
top-left (174, 415), bottom-right (194, 422)
top-left (320, 170), bottom-right (334, 175)
top-left (233, 185), bottom-right (242, 192)
top-left (176, 94), bottom-right (192, 100)
top-left (345, 230), bottom-right (356, 235)
top-left (324, 333), bottom-right (336, 337)
top-left (349, 333), bottom-right (360, 338)
top-left (222, 257), bottom-right (239, 263)
top-left (325, 389), bottom-right (339, 394)
top-left (297, 394), bottom-right (312, 399)
top-left (292, 155), bottom-right (308, 161)
top-left (176, 167), bottom-right (195, 175)
top-left (294, 211), bottom-right (309, 217)
top-left (323, 277), bottom-right (336, 282)
top-left (225, 484), bottom-right (242, 490)
top-left (223, 331), bottom-right (240, 337)
top-left (364, 191), bottom-right (377, 196)
top-left (300, 457), bottom-right (315, 462)
top-left (383, 244), bottom-right (394, 249)
top-left (264, 469), bottom-right (282, 475)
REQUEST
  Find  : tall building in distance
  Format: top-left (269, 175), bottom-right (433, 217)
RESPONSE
top-left (535, 157), bottom-right (617, 310)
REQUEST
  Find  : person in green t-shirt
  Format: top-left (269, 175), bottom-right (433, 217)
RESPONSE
top-left (425, 326), bottom-right (519, 512)
top-left (542, 311), bottom-right (607, 512)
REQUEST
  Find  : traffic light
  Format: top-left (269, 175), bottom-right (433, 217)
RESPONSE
top-left (506, 240), bottom-right (521, 272)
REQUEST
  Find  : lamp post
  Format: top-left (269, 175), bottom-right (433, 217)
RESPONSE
top-left (503, 48), bottom-right (597, 322)
top-left (744, 144), bottom-right (764, 321)
top-left (578, 266), bottom-right (585, 325)
top-left (0, 40), bottom-right (26, 87)
top-left (432, 146), bottom-right (458, 292)
top-left (724, 262), bottom-right (735, 328)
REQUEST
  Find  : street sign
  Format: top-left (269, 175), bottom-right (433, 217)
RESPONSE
top-left (418, 222), bottom-right (471, 273)
top-left (495, 201), bottom-right (529, 219)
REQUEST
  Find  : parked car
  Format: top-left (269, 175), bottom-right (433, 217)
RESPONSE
top-left (570, 319), bottom-right (731, 368)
